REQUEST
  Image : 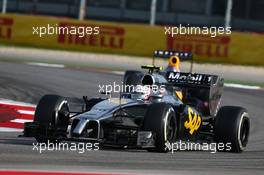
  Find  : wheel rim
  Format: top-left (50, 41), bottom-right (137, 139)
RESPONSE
top-left (165, 114), bottom-right (176, 142)
top-left (240, 118), bottom-right (249, 147)
top-left (55, 101), bottom-right (69, 129)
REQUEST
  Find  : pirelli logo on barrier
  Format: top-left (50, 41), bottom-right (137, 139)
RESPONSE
top-left (167, 35), bottom-right (231, 58)
top-left (0, 14), bottom-right (263, 65)
top-left (0, 17), bottom-right (13, 40)
top-left (57, 22), bottom-right (125, 49)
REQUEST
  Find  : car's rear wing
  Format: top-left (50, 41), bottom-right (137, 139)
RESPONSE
top-left (154, 50), bottom-right (193, 60)
top-left (153, 50), bottom-right (194, 72)
top-left (167, 71), bottom-right (224, 116)
top-left (166, 72), bottom-right (221, 88)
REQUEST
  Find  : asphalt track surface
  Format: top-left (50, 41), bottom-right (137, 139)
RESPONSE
top-left (0, 62), bottom-right (263, 175)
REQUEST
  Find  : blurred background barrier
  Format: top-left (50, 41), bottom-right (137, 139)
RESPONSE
top-left (0, 14), bottom-right (263, 66)
top-left (1, 0), bottom-right (264, 32)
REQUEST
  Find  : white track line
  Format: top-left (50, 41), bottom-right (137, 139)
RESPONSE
top-left (0, 98), bottom-right (36, 107)
top-left (17, 110), bottom-right (35, 115)
top-left (0, 127), bottom-right (23, 132)
top-left (26, 62), bottom-right (65, 68)
top-left (10, 119), bottom-right (33, 123)
top-left (111, 71), bottom-right (124, 75)
top-left (224, 83), bottom-right (261, 90)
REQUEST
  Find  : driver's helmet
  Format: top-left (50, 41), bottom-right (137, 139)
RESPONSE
top-left (130, 84), bottom-right (165, 100)
top-left (165, 56), bottom-right (183, 100)
top-left (165, 56), bottom-right (180, 73)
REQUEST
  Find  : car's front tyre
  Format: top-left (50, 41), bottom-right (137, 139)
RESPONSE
top-left (34, 95), bottom-right (70, 143)
top-left (143, 103), bottom-right (177, 152)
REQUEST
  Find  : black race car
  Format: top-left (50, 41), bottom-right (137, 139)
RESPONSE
top-left (24, 50), bottom-right (250, 153)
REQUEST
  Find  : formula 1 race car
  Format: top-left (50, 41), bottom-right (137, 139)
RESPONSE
top-left (23, 50), bottom-right (250, 153)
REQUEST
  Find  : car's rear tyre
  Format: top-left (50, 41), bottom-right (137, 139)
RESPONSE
top-left (34, 95), bottom-right (70, 143)
top-left (214, 106), bottom-right (250, 153)
top-left (143, 103), bottom-right (177, 152)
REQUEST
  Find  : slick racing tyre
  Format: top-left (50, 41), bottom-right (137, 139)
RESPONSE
top-left (214, 106), bottom-right (250, 153)
top-left (143, 103), bottom-right (177, 152)
top-left (34, 95), bottom-right (70, 143)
